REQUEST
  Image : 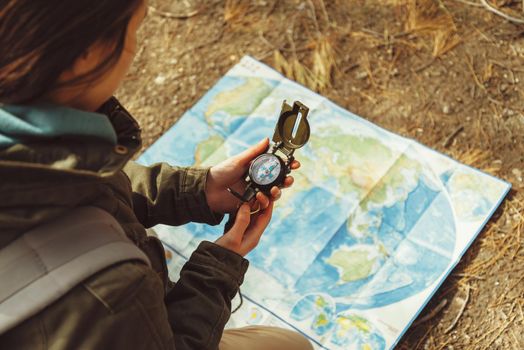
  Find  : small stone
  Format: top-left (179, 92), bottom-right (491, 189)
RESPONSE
top-left (154, 75), bottom-right (166, 85)
top-left (512, 168), bottom-right (522, 182)
top-left (356, 71), bottom-right (368, 80)
top-left (502, 108), bottom-right (515, 117)
top-left (442, 104), bottom-right (451, 115)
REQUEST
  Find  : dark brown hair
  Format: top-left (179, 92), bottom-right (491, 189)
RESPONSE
top-left (0, 0), bottom-right (142, 104)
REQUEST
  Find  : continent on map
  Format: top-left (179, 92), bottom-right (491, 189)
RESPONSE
top-left (447, 168), bottom-right (508, 222)
top-left (204, 77), bottom-right (273, 120)
top-left (325, 245), bottom-right (382, 283)
top-left (331, 313), bottom-right (386, 349)
top-left (193, 77), bottom-right (275, 165)
top-left (304, 125), bottom-right (396, 197)
top-left (195, 134), bottom-right (223, 165)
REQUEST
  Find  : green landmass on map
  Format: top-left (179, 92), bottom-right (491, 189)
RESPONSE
top-left (195, 134), bottom-right (224, 165)
top-left (361, 153), bottom-right (422, 208)
top-left (204, 77), bottom-right (273, 121)
top-left (336, 314), bottom-right (372, 333)
top-left (326, 247), bottom-right (378, 282)
top-left (304, 125), bottom-right (395, 196)
top-left (194, 77), bottom-right (275, 166)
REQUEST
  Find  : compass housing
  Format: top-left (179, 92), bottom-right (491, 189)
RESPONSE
top-left (248, 153), bottom-right (286, 192)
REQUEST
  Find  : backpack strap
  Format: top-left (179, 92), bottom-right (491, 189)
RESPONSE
top-left (0, 206), bottom-right (151, 334)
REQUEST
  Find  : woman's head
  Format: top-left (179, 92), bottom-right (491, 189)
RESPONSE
top-left (0, 0), bottom-right (147, 110)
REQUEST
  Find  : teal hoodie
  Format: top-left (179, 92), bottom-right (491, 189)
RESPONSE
top-left (0, 104), bottom-right (117, 148)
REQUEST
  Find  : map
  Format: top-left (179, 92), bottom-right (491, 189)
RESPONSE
top-left (139, 56), bottom-right (511, 350)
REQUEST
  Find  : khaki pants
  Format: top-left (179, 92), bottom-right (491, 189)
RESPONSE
top-left (220, 326), bottom-right (313, 350)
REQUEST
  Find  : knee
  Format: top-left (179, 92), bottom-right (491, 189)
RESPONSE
top-left (274, 328), bottom-right (314, 350)
top-left (291, 333), bottom-right (314, 350)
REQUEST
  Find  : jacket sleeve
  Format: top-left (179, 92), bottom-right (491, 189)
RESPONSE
top-left (166, 241), bottom-right (249, 350)
top-left (123, 161), bottom-right (224, 228)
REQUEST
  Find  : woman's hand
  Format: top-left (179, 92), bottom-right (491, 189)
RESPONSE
top-left (215, 202), bottom-right (273, 256)
top-left (205, 138), bottom-right (300, 214)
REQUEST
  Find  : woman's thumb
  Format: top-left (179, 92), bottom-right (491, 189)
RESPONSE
top-left (236, 138), bottom-right (269, 165)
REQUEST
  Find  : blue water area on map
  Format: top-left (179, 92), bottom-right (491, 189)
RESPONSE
top-left (139, 111), bottom-right (211, 166)
top-left (247, 186), bottom-right (353, 288)
top-left (139, 76), bottom-right (279, 167)
top-left (293, 177), bottom-right (456, 310)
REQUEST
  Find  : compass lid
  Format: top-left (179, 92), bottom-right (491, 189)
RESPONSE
top-left (272, 100), bottom-right (310, 151)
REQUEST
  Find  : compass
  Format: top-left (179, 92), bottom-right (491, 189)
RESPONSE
top-left (228, 100), bottom-right (310, 203)
top-left (249, 153), bottom-right (285, 189)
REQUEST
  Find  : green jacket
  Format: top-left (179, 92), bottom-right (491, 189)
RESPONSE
top-left (0, 98), bottom-right (249, 349)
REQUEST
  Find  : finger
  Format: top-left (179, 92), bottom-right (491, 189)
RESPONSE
top-left (234, 138), bottom-right (269, 167)
top-left (225, 203), bottom-right (251, 242)
top-left (255, 192), bottom-right (270, 210)
top-left (270, 186), bottom-right (281, 200)
top-left (243, 201), bottom-right (274, 248)
top-left (283, 176), bottom-right (294, 188)
top-left (290, 160), bottom-right (301, 170)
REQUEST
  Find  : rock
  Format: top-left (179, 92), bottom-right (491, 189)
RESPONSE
top-left (442, 104), bottom-right (452, 115)
top-left (512, 168), bottom-right (522, 182)
top-left (502, 108), bottom-right (515, 117)
top-left (154, 75), bottom-right (166, 85)
top-left (356, 71), bottom-right (368, 80)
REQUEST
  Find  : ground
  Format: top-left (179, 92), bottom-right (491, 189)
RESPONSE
top-left (117, 0), bottom-right (524, 348)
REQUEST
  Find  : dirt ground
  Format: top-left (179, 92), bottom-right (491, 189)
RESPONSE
top-left (118, 0), bottom-right (524, 348)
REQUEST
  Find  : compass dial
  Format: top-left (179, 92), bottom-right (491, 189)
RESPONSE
top-left (250, 154), bottom-right (282, 186)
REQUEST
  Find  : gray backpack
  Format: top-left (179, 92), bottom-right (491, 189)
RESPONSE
top-left (0, 206), bottom-right (151, 334)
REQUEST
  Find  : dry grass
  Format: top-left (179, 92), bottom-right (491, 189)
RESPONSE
top-left (402, 0), bottom-right (462, 56)
top-left (448, 147), bottom-right (502, 175)
top-left (273, 34), bottom-right (338, 92)
top-left (310, 35), bottom-right (338, 91)
top-left (271, 0), bottom-right (339, 93)
top-left (224, 0), bottom-right (250, 25)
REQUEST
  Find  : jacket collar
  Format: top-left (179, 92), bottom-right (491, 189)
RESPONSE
top-left (0, 97), bottom-right (142, 178)
top-left (0, 103), bottom-right (117, 148)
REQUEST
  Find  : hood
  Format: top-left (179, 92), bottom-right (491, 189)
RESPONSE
top-left (0, 97), bottom-right (141, 177)
top-left (0, 103), bottom-right (117, 149)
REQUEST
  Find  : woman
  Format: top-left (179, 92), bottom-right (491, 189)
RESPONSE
top-left (0, 0), bottom-right (313, 349)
